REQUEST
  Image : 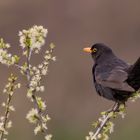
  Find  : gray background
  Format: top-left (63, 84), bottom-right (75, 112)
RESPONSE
top-left (0, 0), bottom-right (140, 139)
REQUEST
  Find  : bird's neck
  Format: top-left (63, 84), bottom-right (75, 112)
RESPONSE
top-left (95, 52), bottom-right (116, 64)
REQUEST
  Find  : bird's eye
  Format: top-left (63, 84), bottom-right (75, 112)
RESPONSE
top-left (92, 48), bottom-right (97, 52)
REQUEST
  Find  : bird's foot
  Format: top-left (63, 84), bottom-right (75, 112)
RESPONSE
top-left (106, 102), bottom-right (122, 114)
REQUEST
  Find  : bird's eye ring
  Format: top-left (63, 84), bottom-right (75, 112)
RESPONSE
top-left (93, 48), bottom-right (97, 52)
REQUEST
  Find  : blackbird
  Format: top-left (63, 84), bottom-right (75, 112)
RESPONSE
top-left (84, 43), bottom-right (140, 103)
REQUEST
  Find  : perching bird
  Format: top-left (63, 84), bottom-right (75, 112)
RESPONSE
top-left (83, 43), bottom-right (140, 103)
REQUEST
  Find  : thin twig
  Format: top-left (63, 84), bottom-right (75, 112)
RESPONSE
top-left (91, 103), bottom-right (120, 140)
top-left (0, 95), bottom-right (12, 140)
top-left (0, 78), bottom-right (15, 140)
top-left (26, 47), bottom-right (46, 132)
top-left (26, 47), bottom-right (32, 82)
top-left (14, 64), bottom-right (22, 70)
top-left (26, 48), bottom-right (41, 111)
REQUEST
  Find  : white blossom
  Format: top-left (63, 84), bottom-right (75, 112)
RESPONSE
top-left (51, 56), bottom-right (56, 61)
top-left (41, 68), bottom-right (48, 75)
top-left (40, 86), bottom-right (45, 92)
top-left (34, 124), bottom-right (41, 135)
top-left (2, 102), bottom-right (6, 107)
top-left (45, 134), bottom-right (52, 140)
top-left (9, 105), bottom-right (15, 111)
top-left (26, 108), bottom-right (39, 123)
top-left (19, 25), bottom-right (48, 53)
top-left (17, 83), bottom-right (21, 88)
top-left (42, 123), bottom-right (48, 130)
top-left (6, 121), bottom-right (12, 128)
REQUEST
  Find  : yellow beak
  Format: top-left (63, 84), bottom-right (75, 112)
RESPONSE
top-left (83, 47), bottom-right (92, 53)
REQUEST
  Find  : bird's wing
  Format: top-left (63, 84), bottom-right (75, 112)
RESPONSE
top-left (95, 66), bottom-right (135, 92)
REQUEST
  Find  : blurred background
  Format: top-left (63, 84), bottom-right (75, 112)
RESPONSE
top-left (0, 0), bottom-right (140, 139)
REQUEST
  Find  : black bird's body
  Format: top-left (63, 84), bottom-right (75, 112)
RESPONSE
top-left (84, 43), bottom-right (140, 103)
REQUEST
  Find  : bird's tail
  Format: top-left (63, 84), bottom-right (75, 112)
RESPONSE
top-left (127, 57), bottom-right (140, 91)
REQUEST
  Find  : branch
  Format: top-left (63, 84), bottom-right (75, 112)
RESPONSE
top-left (18, 25), bottom-right (54, 140)
top-left (26, 48), bottom-right (32, 82)
top-left (0, 25), bottom-right (53, 140)
top-left (0, 74), bottom-right (20, 140)
top-left (86, 103), bottom-right (124, 140)
top-left (93, 103), bottom-right (119, 140)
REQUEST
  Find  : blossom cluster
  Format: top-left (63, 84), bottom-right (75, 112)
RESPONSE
top-left (0, 25), bottom-right (55, 140)
top-left (18, 26), bottom-right (55, 140)
top-left (27, 43), bottom-right (55, 98)
top-left (19, 25), bottom-right (48, 54)
top-left (26, 108), bottom-right (51, 135)
top-left (0, 74), bottom-right (20, 140)
top-left (0, 39), bottom-right (19, 66)
top-left (130, 90), bottom-right (140, 102)
top-left (25, 44), bottom-right (55, 139)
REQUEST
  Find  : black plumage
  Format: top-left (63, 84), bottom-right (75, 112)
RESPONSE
top-left (84, 43), bottom-right (140, 103)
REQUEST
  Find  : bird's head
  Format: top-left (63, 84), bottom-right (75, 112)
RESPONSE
top-left (83, 43), bottom-right (113, 61)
